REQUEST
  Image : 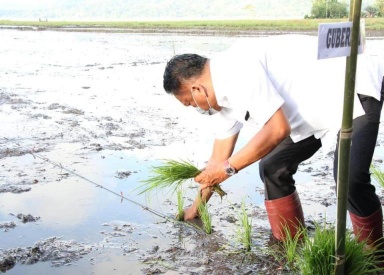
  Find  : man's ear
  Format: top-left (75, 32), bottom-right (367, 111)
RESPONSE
top-left (191, 85), bottom-right (199, 92)
top-left (191, 85), bottom-right (206, 96)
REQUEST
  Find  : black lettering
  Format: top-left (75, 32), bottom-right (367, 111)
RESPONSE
top-left (332, 29), bottom-right (336, 48)
top-left (325, 27), bottom-right (358, 49)
top-left (326, 29), bottom-right (332, 48)
top-left (341, 28), bottom-right (346, 47)
top-left (345, 27), bottom-right (351, 46)
top-left (336, 28), bottom-right (341, 47)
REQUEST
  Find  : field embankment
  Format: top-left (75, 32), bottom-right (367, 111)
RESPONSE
top-left (1, 18), bottom-right (384, 36)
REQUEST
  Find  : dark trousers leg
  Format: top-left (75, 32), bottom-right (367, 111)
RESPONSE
top-left (259, 135), bottom-right (322, 200)
top-left (333, 88), bottom-right (384, 217)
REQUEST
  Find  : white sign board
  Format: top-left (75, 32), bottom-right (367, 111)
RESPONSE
top-left (317, 20), bottom-right (365, 60)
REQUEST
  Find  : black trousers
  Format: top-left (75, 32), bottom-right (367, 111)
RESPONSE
top-left (259, 78), bottom-right (384, 217)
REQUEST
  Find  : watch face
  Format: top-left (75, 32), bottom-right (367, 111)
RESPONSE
top-left (224, 160), bottom-right (237, 176)
top-left (226, 167), bottom-right (235, 176)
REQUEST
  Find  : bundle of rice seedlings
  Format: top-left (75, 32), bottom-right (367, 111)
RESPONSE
top-left (137, 159), bottom-right (227, 199)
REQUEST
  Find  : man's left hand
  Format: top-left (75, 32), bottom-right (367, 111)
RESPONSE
top-left (194, 160), bottom-right (229, 190)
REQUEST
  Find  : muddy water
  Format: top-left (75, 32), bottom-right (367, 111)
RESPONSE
top-left (0, 29), bottom-right (384, 274)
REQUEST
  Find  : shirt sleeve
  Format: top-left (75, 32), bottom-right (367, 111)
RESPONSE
top-left (212, 115), bottom-right (243, 140)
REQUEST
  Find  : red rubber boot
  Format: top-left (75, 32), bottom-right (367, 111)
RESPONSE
top-left (265, 191), bottom-right (305, 241)
top-left (350, 207), bottom-right (384, 267)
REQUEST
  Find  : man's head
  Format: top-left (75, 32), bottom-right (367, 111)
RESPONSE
top-left (163, 54), bottom-right (208, 95)
top-left (163, 53), bottom-right (220, 115)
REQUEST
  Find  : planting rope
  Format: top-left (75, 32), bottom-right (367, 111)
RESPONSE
top-left (9, 142), bottom-right (205, 233)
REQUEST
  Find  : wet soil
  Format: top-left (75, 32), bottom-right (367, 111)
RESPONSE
top-left (0, 29), bottom-right (384, 274)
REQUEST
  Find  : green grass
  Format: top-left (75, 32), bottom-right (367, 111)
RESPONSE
top-left (1, 18), bottom-right (383, 32)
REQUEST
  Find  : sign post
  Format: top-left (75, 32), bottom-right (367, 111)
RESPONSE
top-left (317, 1), bottom-right (363, 274)
top-left (334, 0), bottom-right (362, 274)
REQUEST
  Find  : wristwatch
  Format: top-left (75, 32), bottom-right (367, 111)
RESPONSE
top-left (224, 160), bottom-right (237, 176)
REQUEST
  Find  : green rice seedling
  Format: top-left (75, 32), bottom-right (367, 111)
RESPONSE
top-left (298, 225), bottom-right (334, 275)
top-left (371, 165), bottom-right (384, 188)
top-left (197, 199), bottom-right (212, 234)
top-left (176, 187), bottom-right (184, 221)
top-left (138, 159), bottom-right (200, 194)
top-left (267, 223), bottom-right (305, 272)
top-left (279, 224), bottom-right (306, 270)
top-left (297, 224), bottom-right (380, 275)
top-left (137, 159), bottom-right (227, 199)
top-left (344, 236), bottom-right (380, 274)
top-left (235, 200), bottom-right (253, 252)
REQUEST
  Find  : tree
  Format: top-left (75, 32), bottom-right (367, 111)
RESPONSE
top-left (311, 0), bottom-right (327, 18)
top-left (363, 4), bottom-right (379, 17)
top-left (310, 0), bottom-right (349, 18)
top-left (328, 0), bottom-right (349, 18)
top-left (376, 0), bottom-right (384, 16)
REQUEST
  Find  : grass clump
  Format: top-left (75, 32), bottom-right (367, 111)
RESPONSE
top-left (138, 159), bottom-right (226, 198)
top-left (235, 200), bottom-right (253, 252)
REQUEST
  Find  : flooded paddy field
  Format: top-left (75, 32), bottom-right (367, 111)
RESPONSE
top-left (0, 29), bottom-right (384, 274)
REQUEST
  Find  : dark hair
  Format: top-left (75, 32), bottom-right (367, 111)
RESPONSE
top-left (163, 54), bottom-right (208, 94)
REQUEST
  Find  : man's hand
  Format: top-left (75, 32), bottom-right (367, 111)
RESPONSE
top-left (194, 160), bottom-right (229, 190)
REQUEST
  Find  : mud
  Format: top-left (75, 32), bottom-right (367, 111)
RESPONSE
top-left (0, 221), bottom-right (16, 231)
top-left (0, 29), bottom-right (383, 274)
top-left (1, 237), bottom-right (93, 270)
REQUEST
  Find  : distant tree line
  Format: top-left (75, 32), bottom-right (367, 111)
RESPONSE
top-left (305, 0), bottom-right (384, 18)
top-left (363, 0), bottom-right (384, 17)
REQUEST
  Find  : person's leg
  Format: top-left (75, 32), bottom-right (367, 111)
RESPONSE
top-left (334, 96), bottom-right (383, 216)
top-left (334, 79), bottom-right (384, 253)
top-left (260, 135), bottom-right (322, 200)
top-left (259, 135), bottom-right (322, 240)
